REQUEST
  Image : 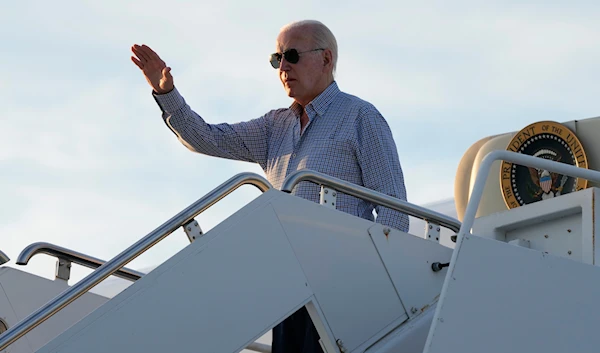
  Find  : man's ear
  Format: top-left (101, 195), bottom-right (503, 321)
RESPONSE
top-left (323, 49), bottom-right (333, 68)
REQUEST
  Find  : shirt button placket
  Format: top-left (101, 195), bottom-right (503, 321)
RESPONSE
top-left (287, 146), bottom-right (300, 177)
top-left (286, 113), bottom-right (303, 178)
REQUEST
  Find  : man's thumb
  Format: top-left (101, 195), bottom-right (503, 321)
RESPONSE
top-left (162, 67), bottom-right (172, 79)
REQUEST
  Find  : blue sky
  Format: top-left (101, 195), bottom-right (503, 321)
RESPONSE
top-left (2, 1), bottom-right (600, 286)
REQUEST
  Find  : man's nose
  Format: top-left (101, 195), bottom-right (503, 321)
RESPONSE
top-left (279, 57), bottom-right (291, 71)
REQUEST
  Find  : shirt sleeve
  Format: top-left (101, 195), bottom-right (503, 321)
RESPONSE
top-left (354, 107), bottom-right (409, 232)
top-left (153, 87), bottom-right (271, 169)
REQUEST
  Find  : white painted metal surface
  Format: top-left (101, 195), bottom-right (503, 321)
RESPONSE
top-left (0, 268), bottom-right (108, 353)
top-left (182, 218), bottom-right (203, 243)
top-left (35, 189), bottom-right (449, 353)
top-left (0, 173), bottom-right (273, 352)
top-left (36, 190), bottom-right (313, 353)
top-left (424, 233), bottom-right (600, 353)
top-left (368, 224), bottom-right (452, 320)
top-left (456, 150), bottom-right (600, 245)
top-left (408, 199), bottom-right (457, 248)
top-left (424, 222), bottom-right (441, 243)
top-left (271, 195), bottom-right (408, 353)
top-left (365, 303), bottom-right (437, 353)
top-left (319, 185), bottom-right (337, 209)
top-left (473, 187), bottom-right (597, 265)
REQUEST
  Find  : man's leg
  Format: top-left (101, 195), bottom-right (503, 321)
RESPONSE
top-left (272, 306), bottom-right (324, 353)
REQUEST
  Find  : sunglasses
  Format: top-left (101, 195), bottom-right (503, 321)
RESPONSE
top-left (269, 48), bottom-right (324, 69)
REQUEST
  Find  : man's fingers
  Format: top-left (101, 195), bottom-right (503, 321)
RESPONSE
top-left (131, 56), bottom-right (144, 69)
top-left (132, 44), bottom-right (167, 69)
top-left (141, 44), bottom-right (161, 61)
top-left (138, 44), bottom-right (159, 62)
top-left (131, 53), bottom-right (146, 65)
top-left (132, 45), bottom-right (151, 62)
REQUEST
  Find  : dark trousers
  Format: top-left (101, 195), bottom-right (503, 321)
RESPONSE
top-left (271, 306), bottom-right (324, 353)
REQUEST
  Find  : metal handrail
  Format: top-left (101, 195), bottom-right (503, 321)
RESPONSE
top-left (281, 169), bottom-right (462, 233)
top-left (0, 251), bottom-right (9, 265)
top-left (0, 172), bottom-right (272, 350)
top-left (457, 150), bottom-right (600, 242)
top-left (16, 242), bottom-right (144, 282)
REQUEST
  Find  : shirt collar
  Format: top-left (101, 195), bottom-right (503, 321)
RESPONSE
top-left (289, 81), bottom-right (341, 118)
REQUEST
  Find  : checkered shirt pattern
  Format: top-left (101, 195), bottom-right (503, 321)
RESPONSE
top-left (154, 81), bottom-right (409, 232)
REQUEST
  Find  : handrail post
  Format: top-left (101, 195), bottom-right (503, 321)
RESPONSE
top-left (55, 258), bottom-right (72, 282)
top-left (182, 219), bottom-right (203, 243)
top-left (425, 222), bottom-right (441, 243)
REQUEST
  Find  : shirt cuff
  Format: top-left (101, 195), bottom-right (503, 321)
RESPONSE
top-left (152, 87), bottom-right (186, 113)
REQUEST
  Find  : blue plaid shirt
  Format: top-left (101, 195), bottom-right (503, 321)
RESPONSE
top-left (154, 81), bottom-right (409, 232)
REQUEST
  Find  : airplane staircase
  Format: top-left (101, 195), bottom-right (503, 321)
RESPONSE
top-left (2, 151), bottom-right (600, 352)
top-left (0, 165), bottom-right (459, 353)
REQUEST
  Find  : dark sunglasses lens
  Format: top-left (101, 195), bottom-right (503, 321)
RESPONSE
top-left (269, 53), bottom-right (281, 68)
top-left (284, 49), bottom-right (300, 64)
top-left (269, 49), bottom-right (301, 69)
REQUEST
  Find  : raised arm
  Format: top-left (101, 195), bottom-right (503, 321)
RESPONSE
top-left (131, 44), bottom-right (271, 168)
top-left (355, 107), bottom-right (409, 232)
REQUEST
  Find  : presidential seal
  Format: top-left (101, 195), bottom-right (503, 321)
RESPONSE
top-left (500, 121), bottom-right (588, 209)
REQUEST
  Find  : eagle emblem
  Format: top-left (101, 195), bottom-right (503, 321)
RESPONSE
top-left (527, 149), bottom-right (568, 200)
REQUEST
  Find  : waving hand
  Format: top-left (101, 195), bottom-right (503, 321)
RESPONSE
top-left (131, 44), bottom-right (174, 94)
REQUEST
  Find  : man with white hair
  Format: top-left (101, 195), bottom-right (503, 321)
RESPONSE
top-left (132, 19), bottom-right (408, 353)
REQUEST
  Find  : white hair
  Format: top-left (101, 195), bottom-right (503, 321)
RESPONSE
top-left (280, 20), bottom-right (338, 76)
